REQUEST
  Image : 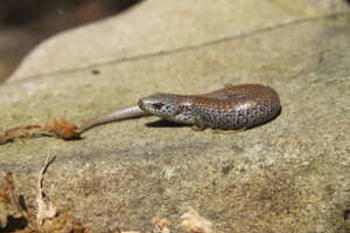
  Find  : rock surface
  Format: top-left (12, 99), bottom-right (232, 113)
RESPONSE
top-left (7, 0), bottom-right (350, 82)
top-left (0, 1), bottom-right (350, 233)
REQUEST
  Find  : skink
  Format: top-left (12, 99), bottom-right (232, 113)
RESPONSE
top-left (79, 84), bottom-right (280, 132)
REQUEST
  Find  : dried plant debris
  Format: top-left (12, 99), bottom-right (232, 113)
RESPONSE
top-left (0, 172), bottom-right (13, 228)
top-left (0, 118), bottom-right (81, 145)
top-left (0, 154), bottom-right (218, 233)
top-left (180, 208), bottom-right (213, 233)
top-left (0, 154), bottom-right (94, 233)
top-left (42, 118), bottom-right (81, 140)
top-left (152, 217), bottom-right (170, 233)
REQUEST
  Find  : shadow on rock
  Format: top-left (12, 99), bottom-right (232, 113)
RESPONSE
top-left (146, 119), bottom-right (190, 128)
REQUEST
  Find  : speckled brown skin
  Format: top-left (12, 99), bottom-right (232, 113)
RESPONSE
top-left (138, 84), bottom-right (281, 130)
top-left (80, 84), bottom-right (280, 132)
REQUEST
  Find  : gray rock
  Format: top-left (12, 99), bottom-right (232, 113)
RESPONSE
top-left (0, 12), bottom-right (349, 233)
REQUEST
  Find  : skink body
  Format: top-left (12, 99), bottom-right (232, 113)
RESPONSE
top-left (80, 84), bottom-right (280, 132)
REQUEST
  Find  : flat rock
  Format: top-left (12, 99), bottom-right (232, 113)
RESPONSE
top-left (0, 12), bottom-right (350, 233)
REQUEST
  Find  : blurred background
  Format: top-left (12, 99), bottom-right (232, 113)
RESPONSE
top-left (0, 0), bottom-right (142, 83)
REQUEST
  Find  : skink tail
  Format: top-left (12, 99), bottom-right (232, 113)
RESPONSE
top-left (78, 105), bottom-right (149, 133)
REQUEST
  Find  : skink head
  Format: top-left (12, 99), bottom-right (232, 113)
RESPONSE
top-left (138, 93), bottom-right (182, 118)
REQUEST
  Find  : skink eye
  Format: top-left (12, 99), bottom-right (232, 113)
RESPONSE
top-left (153, 103), bottom-right (164, 110)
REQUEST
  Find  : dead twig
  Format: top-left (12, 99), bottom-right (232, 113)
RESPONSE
top-left (0, 117), bottom-right (81, 146)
